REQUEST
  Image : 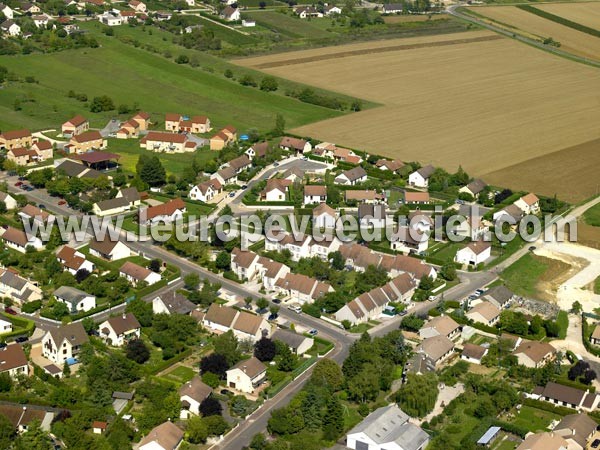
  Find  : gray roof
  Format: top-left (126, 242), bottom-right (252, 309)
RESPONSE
top-left (404, 353), bottom-right (435, 375)
top-left (56, 160), bottom-right (88, 177)
top-left (272, 329), bottom-right (309, 351)
top-left (340, 166), bottom-right (367, 182)
top-left (358, 203), bottom-right (386, 220)
top-left (347, 404), bottom-right (429, 450)
top-left (54, 285), bottom-right (92, 306)
top-left (0, 270), bottom-right (27, 291)
top-left (94, 196), bottom-right (129, 212)
top-left (477, 426), bottom-right (501, 445)
top-left (466, 179), bottom-right (487, 195)
top-left (155, 291), bottom-right (195, 315)
top-left (48, 322), bottom-right (89, 348)
top-left (119, 187), bottom-right (140, 203)
top-left (482, 285), bottom-right (514, 306)
top-left (416, 164), bottom-right (435, 179)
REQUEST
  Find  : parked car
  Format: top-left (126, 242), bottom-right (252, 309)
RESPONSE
top-left (58, 200), bottom-right (67, 205)
top-left (267, 314), bottom-right (278, 321)
top-left (15, 336), bottom-right (28, 343)
top-left (220, 389), bottom-right (232, 396)
top-left (308, 329), bottom-right (318, 336)
top-left (4, 307), bottom-right (16, 315)
top-left (272, 298), bottom-right (281, 304)
top-left (0, 343), bottom-right (6, 349)
top-left (529, 246), bottom-right (536, 251)
top-left (19, 185), bottom-right (28, 190)
top-left (229, 192), bottom-right (235, 198)
top-left (287, 304), bottom-right (302, 314)
top-left (14, 181), bottom-right (22, 187)
top-left (273, 162), bottom-right (279, 167)
top-left (241, 185), bottom-right (248, 190)
top-left (38, 204), bottom-right (46, 210)
top-left (399, 310), bottom-right (408, 316)
top-left (428, 295), bottom-right (437, 301)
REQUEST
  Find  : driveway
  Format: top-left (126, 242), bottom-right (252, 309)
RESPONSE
top-left (99, 119), bottom-right (121, 138)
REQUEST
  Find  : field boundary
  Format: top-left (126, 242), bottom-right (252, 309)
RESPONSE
top-left (517, 5), bottom-right (600, 39)
top-left (249, 34), bottom-right (503, 69)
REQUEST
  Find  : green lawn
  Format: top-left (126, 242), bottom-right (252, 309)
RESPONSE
top-left (160, 365), bottom-right (196, 384)
top-left (0, 25), bottom-right (347, 131)
top-left (508, 405), bottom-right (561, 433)
top-left (556, 310), bottom-right (569, 339)
top-left (500, 253), bottom-right (549, 298)
top-left (244, 11), bottom-right (334, 39)
top-left (583, 203), bottom-right (600, 227)
top-left (348, 323), bottom-right (372, 334)
top-left (429, 241), bottom-right (462, 262)
top-left (595, 276), bottom-right (600, 295)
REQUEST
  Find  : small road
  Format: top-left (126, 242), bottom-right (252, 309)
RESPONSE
top-left (447, 5), bottom-right (600, 68)
top-left (99, 119), bottom-right (121, 138)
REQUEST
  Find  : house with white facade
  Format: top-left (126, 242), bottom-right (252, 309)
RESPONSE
top-left (0, 344), bottom-right (29, 379)
top-left (226, 357), bottom-right (266, 394)
top-left (99, 313), bottom-right (141, 347)
top-left (408, 165), bottom-right (435, 188)
top-left (189, 179), bottom-right (222, 203)
top-left (42, 322), bottom-right (89, 364)
top-left (54, 286), bottom-right (96, 313)
top-left (119, 261), bottom-right (161, 286)
top-left (334, 167), bottom-right (367, 185)
top-left (312, 203), bottom-right (337, 229)
top-left (179, 376), bottom-right (212, 418)
top-left (455, 240), bottom-right (492, 266)
top-left (56, 245), bottom-right (95, 275)
top-left (304, 185), bottom-right (327, 205)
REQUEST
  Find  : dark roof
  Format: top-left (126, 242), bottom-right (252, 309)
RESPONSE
top-left (54, 286), bottom-right (92, 305)
top-left (155, 291), bottom-right (195, 315)
top-left (540, 382), bottom-right (587, 406)
top-left (89, 237), bottom-right (121, 256)
top-left (272, 329), bottom-right (309, 350)
top-left (95, 196), bottom-right (129, 212)
top-left (416, 164), bottom-right (435, 179)
top-left (71, 151), bottom-right (120, 164)
top-left (179, 376), bottom-right (212, 402)
top-left (483, 285), bottom-right (514, 306)
top-left (112, 391), bottom-right (133, 400)
top-left (340, 166), bottom-right (367, 182)
top-left (48, 322), bottom-right (89, 348)
top-left (554, 414), bottom-right (597, 447)
top-left (229, 356), bottom-right (266, 379)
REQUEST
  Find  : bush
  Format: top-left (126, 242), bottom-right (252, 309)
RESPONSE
top-left (21, 300), bottom-right (42, 313)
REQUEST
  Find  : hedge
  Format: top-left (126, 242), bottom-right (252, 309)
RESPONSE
top-left (517, 5), bottom-right (600, 39)
top-left (0, 313), bottom-right (35, 341)
top-left (21, 300), bottom-right (42, 313)
top-left (491, 419), bottom-right (529, 439)
top-left (146, 347), bottom-right (193, 376)
top-left (522, 397), bottom-right (574, 417)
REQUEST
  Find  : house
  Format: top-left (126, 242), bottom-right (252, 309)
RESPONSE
top-left (528, 382), bottom-right (600, 412)
top-left (515, 193), bottom-right (541, 214)
top-left (184, 24), bottom-right (203, 33)
top-left (55, 159), bottom-right (102, 179)
top-left (139, 198), bottom-right (186, 225)
top-left (140, 132), bottom-right (190, 153)
top-left (404, 353), bottom-right (435, 377)
top-left (461, 343), bottom-right (488, 364)
top-left (54, 286), bottom-right (96, 313)
top-left (0, 318), bottom-right (11, 334)
top-left (32, 14), bottom-right (51, 28)
top-left (272, 329), bottom-right (313, 355)
top-left (99, 313), bottom-right (141, 347)
top-left (257, 256), bottom-right (290, 291)
top-left (493, 204), bottom-right (525, 224)
top-left (275, 272), bottom-right (332, 303)
top-left (180, 376), bottom-right (212, 418)
top-left (6, 147), bottom-right (39, 166)
top-left (553, 413), bottom-right (598, 450)
top-left (281, 167), bottom-right (305, 183)
top-left (245, 142), bottom-right (269, 160)
top-left (403, 191), bottom-right (430, 205)
top-left (92, 196), bottom-right (131, 217)
top-left (202, 304), bottom-right (270, 342)
top-left (279, 136), bottom-right (312, 154)
top-left (513, 341), bottom-right (556, 368)
top-left (465, 301), bottom-right (500, 326)
top-left (92, 421), bottom-right (107, 435)
top-left (152, 291), bottom-right (196, 316)
top-left (408, 165), bottom-right (435, 188)
top-left (480, 285), bottom-right (515, 309)
top-left (61, 115), bottom-right (89, 137)
top-left (42, 322), bottom-right (89, 364)
top-left (0, 129), bottom-right (32, 150)
top-left (0, 4), bottom-right (14, 19)
top-left (0, 192), bottom-right (17, 210)
top-left (455, 240), bottom-right (492, 266)
top-left (210, 131), bottom-right (233, 151)
top-left (304, 185), bottom-right (327, 205)
top-left (417, 336), bottom-right (455, 367)
top-left (220, 5), bottom-right (240, 21)
top-left (345, 190), bottom-right (386, 205)
top-left (1, 227), bottom-right (43, 253)
top-left (590, 325), bottom-right (600, 345)
top-left (499, 333), bottom-right (522, 351)
top-left (376, 159), bottom-right (404, 173)
top-left (128, 0), bottom-right (146, 12)
top-left (0, 404), bottom-right (55, 433)
top-left (89, 238), bottom-right (132, 261)
top-left (164, 114), bottom-right (211, 134)
top-left (382, 3), bottom-right (403, 13)
top-left (212, 166), bottom-right (238, 186)
top-left (459, 179), bottom-right (487, 198)
top-left (260, 178), bottom-right (291, 202)
top-left (516, 432), bottom-right (568, 450)
top-left (332, 147), bottom-right (362, 164)
top-left (390, 226), bottom-right (429, 255)
top-left (419, 315), bottom-right (460, 340)
top-left (202, 303), bottom-right (237, 334)
top-left (155, 11), bottom-right (173, 21)
top-left (67, 131), bottom-right (107, 154)
top-left (0, 19), bottom-right (20, 36)
top-left (226, 357), bottom-right (266, 393)
top-left (0, 268), bottom-right (42, 304)
top-left (139, 421), bottom-right (184, 450)
top-left (346, 404), bottom-right (429, 450)
top-left (30, 140), bottom-right (53, 161)
top-left (358, 204), bottom-right (387, 229)
top-left (21, 2), bottom-right (42, 13)
top-left (132, 111), bottom-right (151, 130)
top-left (116, 187), bottom-right (142, 207)
top-left (0, 344), bottom-right (28, 379)
top-left (294, 5), bottom-right (323, 18)
top-left (119, 261), bottom-right (161, 286)
top-left (335, 167), bottom-right (367, 185)
top-left (189, 179), bottom-right (222, 203)
top-left (99, 11), bottom-right (123, 26)
top-left (452, 205), bottom-right (489, 241)
top-left (265, 233), bottom-right (312, 261)
top-left (231, 248), bottom-right (261, 280)
top-left (312, 203), bottom-right (337, 229)
top-left (228, 155), bottom-right (252, 174)
top-left (323, 5), bottom-right (342, 15)
top-left (116, 119), bottom-right (140, 139)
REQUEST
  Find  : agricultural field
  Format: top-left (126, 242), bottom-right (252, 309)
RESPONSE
top-left (471, 5), bottom-right (600, 60)
top-left (537, 2), bottom-right (600, 30)
top-left (238, 30), bottom-right (600, 201)
top-left (383, 14), bottom-right (449, 24)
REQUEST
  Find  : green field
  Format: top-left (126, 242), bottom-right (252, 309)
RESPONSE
top-left (500, 253), bottom-right (549, 298)
top-left (0, 24), bottom-right (349, 131)
top-left (583, 203), bottom-right (600, 227)
top-left (508, 405), bottom-right (560, 433)
top-left (244, 11), bottom-right (335, 39)
top-left (595, 276), bottom-right (600, 295)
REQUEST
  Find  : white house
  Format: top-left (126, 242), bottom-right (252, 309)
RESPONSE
top-left (279, 136), bottom-right (312, 154)
top-left (56, 245), bottom-right (95, 275)
top-left (226, 357), bottom-right (266, 394)
top-left (459, 179), bottom-right (487, 198)
top-left (0, 268), bottom-right (42, 305)
top-left (461, 343), bottom-right (488, 365)
top-left (335, 167), bottom-right (367, 185)
top-left (152, 291), bottom-right (195, 316)
top-left (0, 4), bottom-right (14, 19)
top-left (419, 316), bottom-right (461, 340)
top-left (1, 227), bottom-right (43, 253)
top-left (220, 5), bottom-right (240, 21)
top-left (0, 318), bottom-right (12, 334)
top-left (189, 179), bottom-right (222, 203)
top-left (303, 185), bottom-right (327, 205)
top-left (54, 286), bottom-right (96, 313)
top-left (346, 404), bottom-right (430, 450)
top-left (465, 301), bottom-right (500, 326)
top-left (272, 329), bottom-right (313, 355)
top-left (42, 322), bottom-right (89, 364)
top-left (179, 376), bottom-right (212, 418)
top-left (257, 256), bottom-right (290, 292)
top-left (275, 272), bottom-right (333, 304)
top-left (202, 304), bottom-right (270, 343)
top-left (99, 313), bottom-right (141, 347)
top-left (0, 344), bottom-right (29, 379)
top-left (260, 178), bottom-right (291, 202)
top-left (312, 203), bottom-right (337, 229)
top-left (1, 19), bottom-right (20, 36)
top-left (139, 198), bottom-right (186, 226)
top-left (119, 261), bottom-right (161, 287)
top-left (0, 192), bottom-right (17, 210)
top-left (89, 239), bottom-right (132, 261)
top-left (514, 193), bottom-right (540, 214)
top-left (455, 240), bottom-right (492, 266)
top-left (324, 5), bottom-right (342, 15)
top-left (231, 248), bottom-right (261, 281)
top-left (139, 421), bottom-right (184, 450)
top-left (98, 12), bottom-right (123, 26)
top-left (408, 165), bottom-right (435, 188)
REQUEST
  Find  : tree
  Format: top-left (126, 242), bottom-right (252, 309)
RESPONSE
top-left (14, 420), bottom-right (53, 450)
top-left (148, 259), bottom-right (161, 273)
top-left (260, 76), bottom-right (278, 92)
top-left (199, 397), bottom-right (222, 416)
top-left (137, 155), bottom-right (166, 187)
top-left (0, 414), bottom-right (15, 449)
top-left (52, 301), bottom-right (70, 319)
top-left (543, 320), bottom-right (560, 338)
top-left (202, 372), bottom-right (220, 388)
top-left (396, 373), bottom-right (439, 418)
top-left (439, 262), bottom-right (457, 281)
top-left (399, 315), bottom-right (424, 332)
top-left (200, 354), bottom-right (229, 378)
top-left (254, 337), bottom-right (276, 362)
top-left (213, 330), bottom-right (240, 366)
top-left (418, 275), bottom-right (434, 292)
top-left (126, 298), bottom-right (153, 327)
top-left (89, 95), bottom-right (115, 112)
top-left (126, 339), bottom-right (150, 364)
top-left (187, 416), bottom-right (208, 444)
top-left (347, 364), bottom-right (380, 402)
top-left (0, 372), bottom-right (12, 392)
top-left (268, 406), bottom-right (305, 435)
top-left (310, 358), bottom-right (343, 392)
top-left (74, 268), bottom-right (90, 283)
top-left (273, 114), bottom-right (285, 135)
top-left (250, 433), bottom-right (267, 450)
top-left (184, 273), bottom-right (200, 290)
top-left (239, 74), bottom-right (257, 87)
top-left (224, 69), bottom-right (233, 78)
top-left (329, 250), bottom-right (345, 270)
top-left (572, 301), bottom-right (582, 314)
top-left (269, 305), bottom-right (280, 317)
top-left (277, 344), bottom-right (296, 372)
top-left (81, 317), bottom-right (97, 335)
top-left (256, 297), bottom-right (268, 311)
top-left (499, 310), bottom-right (529, 336)
top-left (215, 251), bottom-right (231, 271)
top-left (322, 395), bottom-right (344, 441)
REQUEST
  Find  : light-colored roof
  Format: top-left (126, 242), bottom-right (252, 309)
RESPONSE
top-left (513, 341), bottom-right (555, 364)
top-left (520, 193), bottom-right (540, 206)
top-left (204, 303), bottom-right (237, 328)
top-left (464, 240), bottom-right (492, 255)
top-left (418, 335), bottom-right (454, 361)
top-left (466, 302), bottom-right (500, 322)
top-left (229, 356), bottom-right (266, 379)
top-left (462, 343), bottom-right (487, 361)
top-left (232, 311), bottom-right (265, 335)
top-left (119, 261), bottom-right (153, 281)
top-left (179, 376), bottom-right (211, 402)
top-left (231, 248), bottom-right (259, 270)
top-left (423, 315), bottom-right (460, 337)
top-left (0, 344), bottom-right (28, 373)
top-left (516, 432), bottom-right (568, 450)
top-left (104, 313), bottom-right (140, 335)
top-left (139, 421), bottom-right (183, 450)
top-left (272, 329), bottom-right (309, 350)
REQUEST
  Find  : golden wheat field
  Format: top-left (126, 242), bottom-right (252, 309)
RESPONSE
top-left (237, 31), bottom-right (600, 201)
top-left (537, 2), bottom-right (600, 30)
top-left (473, 5), bottom-right (600, 60)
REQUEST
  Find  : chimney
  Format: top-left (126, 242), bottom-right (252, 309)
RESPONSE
top-left (122, 313), bottom-right (126, 320)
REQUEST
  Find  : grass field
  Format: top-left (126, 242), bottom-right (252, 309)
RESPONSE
top-left (583, 202), bottom-right (600, 227)
top-left (383, 14), bottom-right (449, 24)
top-left (244, 11), bottom-right (333, 39)
top-left (507, 405), bottom-right (560, 433)
top-left (238, 30), bottom-right (600, 202)
top-left (472, 5), bottom-right (600, 60)
top-left (537, 2), bottom-right (600, 31)
top-left (0, 24), bottom-right (349, 132)
top-left (501, 253), bottom-right (571, 300)
top-left (595, 276), bottom-right (600, 295)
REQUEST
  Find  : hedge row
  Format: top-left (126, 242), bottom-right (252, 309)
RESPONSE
top-left (521, 397), bottom-right (575, 417)
top-left (517, 5), bottom-right (600, 39)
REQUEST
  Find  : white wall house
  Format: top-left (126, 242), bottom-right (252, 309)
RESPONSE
top-left (42, 322), bottom-right (89, 364)
top-left (226, 357), bottom-right (266, 394)
top-left (455, 241), bottom-right (492, 266)
top-left (99, 313), bottom-right (141, 347)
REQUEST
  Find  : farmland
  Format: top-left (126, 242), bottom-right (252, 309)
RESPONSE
top-left (537, 2), bottom-right (600, 31)
top-left (238, 30), bottom-right (600, 201)
top-left (471, 5), bottom-right (600, 60)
